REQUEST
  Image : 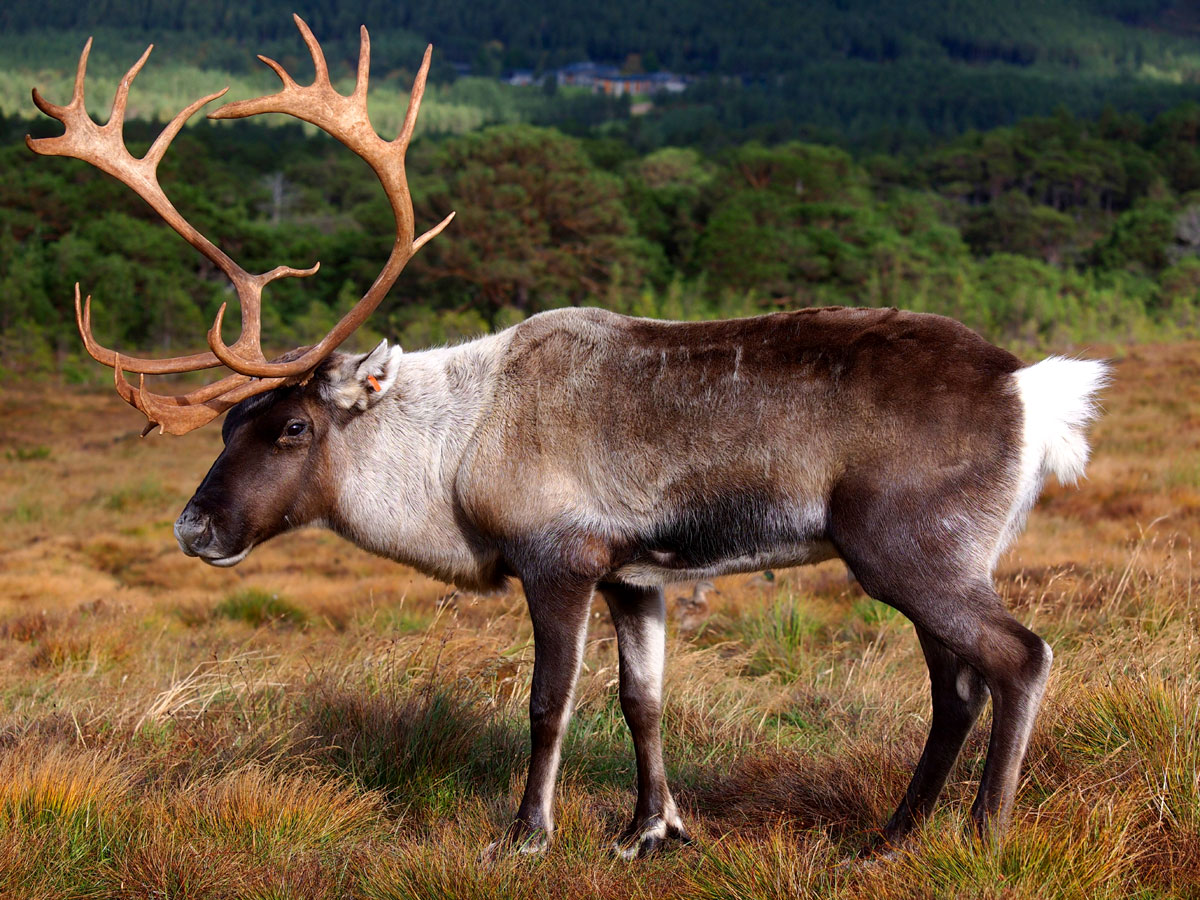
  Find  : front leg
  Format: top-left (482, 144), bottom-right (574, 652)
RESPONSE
top-left (498, 573), bottom-right (594, 854)
top-left (599, 581), bottom-right (690, 858)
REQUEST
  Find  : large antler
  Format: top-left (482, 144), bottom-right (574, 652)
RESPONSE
top-left (27, 15), bottom-right (453, 435)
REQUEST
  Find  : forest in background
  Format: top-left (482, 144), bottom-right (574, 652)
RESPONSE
top-left (4, 0), bottom-right (1200, 378)
top-left (7, 0), bottom-right (1200, 151)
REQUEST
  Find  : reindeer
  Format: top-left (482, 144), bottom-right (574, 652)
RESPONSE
top-left (29, 18), bottom-right (1108, 859)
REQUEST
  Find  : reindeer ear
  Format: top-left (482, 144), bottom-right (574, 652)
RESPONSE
top-left (323, 340), bottom-right (403, 411)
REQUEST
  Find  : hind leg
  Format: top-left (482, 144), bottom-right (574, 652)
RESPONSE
top-left (599, 582), bottom-right (689, 858)
top-left (861, 574), bottom-right (1051, 839)
top-left (831, 473), bottom-right (1053, 840)
top-left (961, 594), bottom-right (1052, 834)
top-left (882, 626), bottom-right (989, 844)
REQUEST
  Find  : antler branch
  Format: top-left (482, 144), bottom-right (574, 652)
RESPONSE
top-left (27, 16), bottom-right (452, 434)
top-left (204, 15), bottom-right (454, 377)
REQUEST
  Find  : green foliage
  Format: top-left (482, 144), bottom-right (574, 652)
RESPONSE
top-left (1092, 201), bottom-right (1177, 272)
top-left (5, 446), bottom-right (51, 462)
top-left (410, 124), bottom-right (654, 318)
top-left (1159, 256), bottom-right (1200, 307)
top-left (7, 0), bottom-right (1200, 154)
top-left (735, 596), bottom-right (827, 677)
top-left (103, 478), bottom-right (172, 513)
top-left (6, 76), bottom-right (1200, 364)
top-left (696, 142), bottom-right (913, 297)
top-left (624, 147), bottom-right (715, 276)
top-left (963, 191), bottom-right (1078, 260)
top-left (214, 589), bottom-right (308, 628)
top-left (5, 0), bottom-right (1195, 81)
top-left (1, 3), bottom-right (1200, 361)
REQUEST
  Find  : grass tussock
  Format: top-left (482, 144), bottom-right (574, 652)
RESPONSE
top-left (107, 832), bottom-right (238, 900)
top-left (179, 765), bottom-right (384, 849)
top-left (686, 826), bottom-right (845, 900)
top-left (875, 806), bottom-right (1143, 900)
top-left (1067, 677), bottom-right (1200, 832)
top-left (0, 744), bottom-right (132, 829)
top-left (215, 588), bottom-right (309, 627)
top-left (301, 677), bottom-right (498, 811)
top-left (102, 476), bottom-right (176, 512)
top-left (0, 348), bottom-right (1199, 896)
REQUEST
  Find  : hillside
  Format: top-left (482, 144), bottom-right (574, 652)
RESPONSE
top-left (5, 0), bottom-right (1200, 378)
top-left (5, 1), bottom-right (1200, 149)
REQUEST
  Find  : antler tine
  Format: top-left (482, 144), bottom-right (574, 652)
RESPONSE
top-left (102, 328), bottom-right (274, 436)
top-left (256, 54), bottom-right (297, 89)
top-left (353, 25), bottom-right (371, 102)
top-left (144, 85), bottom-right (230, 171)
top-left (126, 369), bottom-right (286, 436)
top-left (110, 359), bottom-right (285, 436)
top-left (30, 35), bottom-right (90, 122)
top-left (76, 285), bottom-right (223, 374)
top-left (108, 44), bottom-right (153, 135)
top-left (397, 44), bottom-right (432, 150)
top-left (69, 36), bottom-right (91, 108)
top-left (293, 14), bottom-right (332, 87)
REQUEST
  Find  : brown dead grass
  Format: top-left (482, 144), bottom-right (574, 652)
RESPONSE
top-left (0, 342), bottom-right (1197, 898)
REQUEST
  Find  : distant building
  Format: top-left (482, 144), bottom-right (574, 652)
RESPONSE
top-left (503, 69), bottom-right (543, 87)
top-left (649, 71), bottom-right (690, 94)
top-left (593, 71), bottom-right (690, 96)
top-left (490, 59), bottom-right (693, 95)
top-left (555, 61), bottom-right (621, 88)
top-left (552, 61), bottom-right (692, 96)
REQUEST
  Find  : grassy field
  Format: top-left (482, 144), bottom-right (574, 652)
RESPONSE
top-left (0, 341), bottom-right (1198, 898)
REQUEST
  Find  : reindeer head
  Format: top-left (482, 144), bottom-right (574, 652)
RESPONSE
top-left (172, 341), bottom-right (405, 565)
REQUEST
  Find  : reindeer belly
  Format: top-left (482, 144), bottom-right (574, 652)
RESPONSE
top-left (610, 493), bottom-right (836, 586)
top-left (613, 541), bottom-right (839, 586)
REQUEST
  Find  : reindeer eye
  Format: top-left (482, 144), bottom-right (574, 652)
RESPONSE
top-left (284, 420), bottom-right (308, 438)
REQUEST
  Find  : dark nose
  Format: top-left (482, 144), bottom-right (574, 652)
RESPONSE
top-left (174, 506), bottom-right (212, 556)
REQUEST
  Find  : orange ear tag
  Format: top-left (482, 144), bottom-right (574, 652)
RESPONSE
top-left (367, 375), bottom-right (382, 393)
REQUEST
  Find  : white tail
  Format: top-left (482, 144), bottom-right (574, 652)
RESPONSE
top-left (993, 355), bottom-right (1109, 568)
top-left (1014, 356), bottom-right (1110, 486)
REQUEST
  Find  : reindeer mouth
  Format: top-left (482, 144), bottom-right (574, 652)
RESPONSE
top-left (198, 546), bottom-right (253, 568)
top-left (175, 527), bottom-right (253, 568)
top-left (175, 505), bottom-right (255, 567)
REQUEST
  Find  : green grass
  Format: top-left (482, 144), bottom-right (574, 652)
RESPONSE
top-left (102, 477), bottom-right (174, 512)
top-left (734, 595), bottom-right (827, 677)
top-left (214, 589), bottom-right (308, 628)
top-left (4, 446), bottom-right (51, 461)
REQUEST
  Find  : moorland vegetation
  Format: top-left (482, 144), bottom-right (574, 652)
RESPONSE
top-left (0, 341), bottom-right (1196, 898)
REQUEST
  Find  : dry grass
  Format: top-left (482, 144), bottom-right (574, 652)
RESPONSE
top-left (0, 342), bottom-right (1198, 898)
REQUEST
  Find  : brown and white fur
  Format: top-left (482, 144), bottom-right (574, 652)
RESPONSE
top-left (173, 305), bottom-right (1108, 857)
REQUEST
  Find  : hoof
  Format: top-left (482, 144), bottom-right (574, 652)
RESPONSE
top-left (612, 814), bottom-right (691, 860)
top-left (836, 842), bottom-right (901, 871)
top-left (481, 823), bottom-right (551, 863)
